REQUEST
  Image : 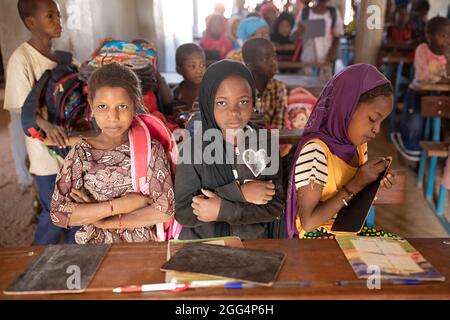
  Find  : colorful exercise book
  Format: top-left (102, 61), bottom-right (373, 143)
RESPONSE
top-left (164, 236), bottom-right (244, 283)
top-left (336, 236), bottom-right (445, 282)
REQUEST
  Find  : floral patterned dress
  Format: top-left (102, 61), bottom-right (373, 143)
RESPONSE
top-left (50, 138), bottom-right (175, 244)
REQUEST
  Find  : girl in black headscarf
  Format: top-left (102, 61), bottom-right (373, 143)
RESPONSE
top-left (175, 60), bottom-right (285, 240)
top-left (270, 12), bottom-right (295, 45)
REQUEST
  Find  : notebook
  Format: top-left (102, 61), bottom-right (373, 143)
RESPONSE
top-left (161, 243), bottom-right (286, 286)
top-left (336, 236), bottom-right (445, 281)
top-left (4, 244), bottom-right (110, 295)
top-left (331, 159), bottom-right (391, 233)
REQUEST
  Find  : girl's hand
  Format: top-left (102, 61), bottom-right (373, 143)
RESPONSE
top-left (70, 188), bottom-right (95, 203)
top-left (380, 170), bottom-right (396, 189)
top-left (348, 158), bottom-right (390, 193)
top-left (240, 180), bottom-right (275, 205)
top-left (191, 189), bottom-right (222, 222)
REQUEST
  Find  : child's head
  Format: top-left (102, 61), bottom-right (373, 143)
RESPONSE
top-left (18, 0), bottom-right (62, 37)
top-left (207, 14), bottom-right (227, 39)
top-left (213, 74), bottom-right (253, 135)
top-left (176, 43), bottom-right (206, 85)
top-left (414, 0), bottom-right (430, 18)
top-left (259, 2), bottom-right (279, 27)
top-left (395, 5), bottom-right (410, 26)
top-left (88, 63), bottom-right (142, 138)
top-left (347, 83), bottom-right (393, 146)
top-left (275, 13), bottom-right (295, 38)
top-left (242, 38), bottom-right (278, 79)
top-left (236, 17), bottom-right (270, 44)
top-left (426, 16), bottom-right (450, 53)
top-left (199, 60), bottom-right (255, 136)
top-left (214, 2), bottom-right (226, 16)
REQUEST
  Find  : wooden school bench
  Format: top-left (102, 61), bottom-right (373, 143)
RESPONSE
top-left (416, 88), bottom-right (450, 233)
top-left (1, 239), bottom-right (449, 300)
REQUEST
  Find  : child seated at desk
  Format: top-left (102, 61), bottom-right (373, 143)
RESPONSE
top-left (173, 43), bottom-right (206, 113)
top-left (242, 38), bottom-right (288, 129)
top-left (391, 16), bottom-right (450, 161)
top-left (50, 63), bottom-right (175, 244)
top-left (226, 16), bottom-right (270, 63)
top-left (200, 14), bottom-right (233, 60)
top-left (175, 60), bottom-right (285, 240)
top-left (270, 12), bottom-right (295, 61)
top-left (285, 64), bottom-right (397, 239)
top-left (384, 5), bottom-right (413, 47)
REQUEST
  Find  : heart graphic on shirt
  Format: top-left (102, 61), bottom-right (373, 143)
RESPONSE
top-left (242, 149), bottom-right (268, 177)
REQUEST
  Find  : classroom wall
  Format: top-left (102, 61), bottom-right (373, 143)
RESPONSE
top-left (0, 0), bottom-right (165, 75)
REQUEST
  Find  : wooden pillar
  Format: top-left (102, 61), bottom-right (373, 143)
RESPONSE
top-left (354, 0), bottom-right (387, 65)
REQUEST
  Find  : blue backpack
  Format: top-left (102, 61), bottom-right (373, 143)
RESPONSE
top-left (21, 51), bottom-right (90, 152)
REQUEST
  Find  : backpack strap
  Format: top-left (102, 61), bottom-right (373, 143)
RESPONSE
top-left (128, 114), bottom-right (181, 241)
top-left (54, 50), bottom-right (73, 66)
top-left (21, 70), bottom-right (52, 140)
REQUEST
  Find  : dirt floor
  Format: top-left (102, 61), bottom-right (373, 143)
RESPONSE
top-left (0, 86), bottom-right (449, 246)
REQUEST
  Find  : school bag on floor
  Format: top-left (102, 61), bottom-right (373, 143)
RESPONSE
top-left (129, 114), bottom-right (182, 241)
top-left (21, 51), bottom-right (90, 156)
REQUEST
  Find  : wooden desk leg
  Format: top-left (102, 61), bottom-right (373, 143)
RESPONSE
top-left (426, 156), bottom-right (438, 201)
top-left (437, 184), bottom-right (447, 217)
top-left (432, 117), bottom-right (441, 141)
top-left (424, 118), bottom-right (431, 140)
top-left (418, 151), bottom-right (427, 188)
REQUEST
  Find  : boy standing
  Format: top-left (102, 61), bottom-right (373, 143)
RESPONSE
top-left (3, 0), bottom-right (77, 245)
top-left (242, 38), bottom-right (287, 129)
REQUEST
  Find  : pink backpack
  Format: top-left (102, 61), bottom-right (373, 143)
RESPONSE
top-left (128, 114), bottom-right (182, 241)
top-left (285, 87), bottom-right (317, 129)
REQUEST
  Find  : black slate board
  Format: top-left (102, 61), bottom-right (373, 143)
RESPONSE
top-left (160, 243), bottom-right (286, 286)
top-left (4, 244), bottom-right (110, 295)
top-left (331, 160), bottom-right (391, 233)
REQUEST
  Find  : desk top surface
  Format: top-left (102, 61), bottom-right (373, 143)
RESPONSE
top-left (161, 72), bottom-right (326, 93)
top-left (1, 238), bottom-right (449, 300)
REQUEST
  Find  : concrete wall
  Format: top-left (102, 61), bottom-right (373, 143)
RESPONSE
top-left (0, 0), bottom-right (165, 72)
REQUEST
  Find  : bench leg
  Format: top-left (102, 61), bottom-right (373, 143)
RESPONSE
top-left (437, 185), bottom-right (447, 217)
top-left (426, 156), bottom-right (438, 201)
top-left (366, 207), bottom-right (376, 228)
top-left (424, 117), bottom-right (431, 140)
top-left (417, 151), bottom-right (427, 188)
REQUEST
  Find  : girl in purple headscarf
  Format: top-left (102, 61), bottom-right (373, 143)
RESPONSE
top-left (285, 64), bottom-right (398, 239)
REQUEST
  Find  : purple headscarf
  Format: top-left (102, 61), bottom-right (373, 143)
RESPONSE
top-left (285, 64), bottom-right (390, 238)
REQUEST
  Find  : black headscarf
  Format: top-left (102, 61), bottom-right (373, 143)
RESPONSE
top-left (270, 12), bottom-right (295, 44)
top-left (196, 60), bottom-right (257, 189)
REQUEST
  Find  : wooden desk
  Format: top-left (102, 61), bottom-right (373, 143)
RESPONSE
top-left (275, 74), bottom-right (325, 95)
top-left (1, 239), bottom-right (449, 300)
top-left (161, 72), bottom-right (326, 96)
top-left (380, 55), bottom-right (414, 65)
top-left (276, 128), bottom-right (303, 145)
top-left (416, 82), bottom-right (450, 92)
top-left (161, 72), bottom-right (183, 88)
